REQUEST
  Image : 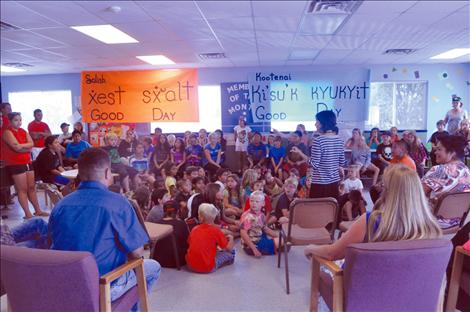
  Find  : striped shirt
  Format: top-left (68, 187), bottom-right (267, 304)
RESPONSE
top-left (309, 135), bottom-right (346, 184)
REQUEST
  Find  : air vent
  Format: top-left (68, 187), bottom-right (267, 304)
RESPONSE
top-left (0, 21), bottom-right (21, 31)
top-left (384, 49), bottom-right (417, 55)
top-left (199, 53), bottom-right (226, 60)
top-left (3, 62), bottom-right (33, 68)
top-left (307, 0), bottom-right (363, 14)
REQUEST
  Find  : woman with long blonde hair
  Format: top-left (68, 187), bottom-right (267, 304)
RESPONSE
top-left (350, 132), bottom-right (380, 185)
top-left (305, 165), bottom-right (442, 260)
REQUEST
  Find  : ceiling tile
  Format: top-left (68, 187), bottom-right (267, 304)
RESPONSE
top-left (291, 35), bottom-right (331, 49)
top-left (0, 38), bottom-right (36, 51)
top-left (16, 1), bottom-right (104, 26)
top-left (14, 49), bottom-right (68, 61)
top-left (326, 36), bottom-right (370, 50)
top-left (1, 50), bottom-right (40, 63)
top-left (336, 13), bottom-right (400, 36)
top-left (1, 30), bottom-right (66, 49)
top-left (360, 37), bottom-right (430, 52)
top-left (354, 1), bottom-right (417, 15)
top-left (0, 1), bottom-right (62, 29)
top-left (76, 1), bottom-right (153, 23)
top-left (254, 17), bottom-right (299, 33)
top-left (219, 37), bottom-right (257, 53)
top-left (285, 59), bottom-right (313, 65)
top-left (407, 1), bottom-right (469, 14)
top-left (134, 1), bottom-right (201, 21)
top-left (314, 49), bottom-right (353, 61)
top-left (158, 18), bottom-right (215, 41)
top-left (196, 1), bottom-right (252, 19)
top-left (252, 1), bottom-right (308, 17)
top-left (256, 32), bottom-right (295, 49)
top-left (433, 8), bottom-right (470, 33)
top-left (207, 17), bottom-right (254, 31)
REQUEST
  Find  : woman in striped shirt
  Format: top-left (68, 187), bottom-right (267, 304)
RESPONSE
top-left (292, 110), bottom-right (345, 200)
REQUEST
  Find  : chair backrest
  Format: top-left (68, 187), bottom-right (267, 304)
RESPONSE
top-left (288, 197), bottom-right (339, 238)
top-left (342, 239), bottom-right (452, 312)
top-left (0, 245), bottom-right (99, 312)
top-left (435, 192), bottom-right (470, 223)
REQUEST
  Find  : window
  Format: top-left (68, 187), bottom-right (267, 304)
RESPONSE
top-left (8, 90), bottom-right (73, 134)
top-left (367, 81), bottom-right (427, 130)
top-left (151, 85), bottom-right (221, 133)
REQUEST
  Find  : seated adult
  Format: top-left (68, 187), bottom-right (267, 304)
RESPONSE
top-left (35, 136), bottom-right (69, 185)
top-left (49, 148), bottom-right (161, 306)
top-left (118, 129), bottom-right (139, 158)
top-left (64, 130), bottom-right (91, 166)
top-left (422, 135), bottom-right (470, 209)
top-left (247, 132), bottom-right (267, 167)
top-left (305, 165), bottom-right (442, 260)
top-left (0, 218), bottom-right (49, 248)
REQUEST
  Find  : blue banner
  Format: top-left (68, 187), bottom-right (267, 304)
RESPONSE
top-left (220, 81), bottom-right (265, 133)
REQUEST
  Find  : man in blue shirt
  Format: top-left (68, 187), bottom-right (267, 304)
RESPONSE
top-left (64, 130), bottom-right (91, 165)
top-left (247, 132), bottom-right (267, 167)
top-left (50, 148), bottom-right (160, 307)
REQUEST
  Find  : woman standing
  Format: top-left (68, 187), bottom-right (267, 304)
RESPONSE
top-left (2, 113), bottom-right (48, 219)
top-left (444, 95), bottom-right (468, 135)
top-left (292, 110), bottom-right (345, 199)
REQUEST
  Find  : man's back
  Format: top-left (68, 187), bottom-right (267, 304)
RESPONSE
top-left (50, 180), bottom-right (148, 275)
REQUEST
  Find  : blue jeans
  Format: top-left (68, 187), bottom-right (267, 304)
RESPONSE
top-left (110, 259), bottom-right (161, 311)
top-left (11, 218), bottom-right (49, 248)
top-left (214, 249), bottom-right (236, 271)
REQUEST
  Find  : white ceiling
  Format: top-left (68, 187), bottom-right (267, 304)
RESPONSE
top-left (1, 0), bottom-right (469, 75)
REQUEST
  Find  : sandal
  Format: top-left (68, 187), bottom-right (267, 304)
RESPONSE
top-left (34, 211), bottom-right (50, 217)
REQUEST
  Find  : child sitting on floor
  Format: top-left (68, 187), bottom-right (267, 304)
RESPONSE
top-left (243, 180), bottom-right (273, 220)
top-left (186, 203), bottom-right (235, 273)
top-left (223, 174), bottom-right (244, 218)
top-left (240, 191), bottom-right (279, 257)
top-left (241, 168), bottom-right (259, 201)
top-left (163, 162), bottom-right (178, 197)
top-left (339, 165), bottom-right (366, 221)
top-left (271, 177), bottom-right (298, 225)
top-left (146, 188), bottom-right (168, 223)
top-left (174, 179), bottom-right (192, 220)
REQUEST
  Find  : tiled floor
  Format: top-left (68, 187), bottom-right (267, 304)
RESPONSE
top-left (0, 188), bottom-right (331, 312)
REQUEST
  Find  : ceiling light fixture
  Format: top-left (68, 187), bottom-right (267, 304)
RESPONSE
top-left (136, 55), bottom-right (175, 65)
top-left (71, 25), bottom-right (138, 44)
top-left (430, 48), bottom-right (470, 60)
top-left (1, 65), bottom-right (26, 73)
top-left (199, 53), bottom-right (226, 60)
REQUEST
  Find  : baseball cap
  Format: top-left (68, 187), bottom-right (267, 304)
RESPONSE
top-left (60, 122), bottom-right (70, 128)
top-left (452, 95), bottom-right (461, 102)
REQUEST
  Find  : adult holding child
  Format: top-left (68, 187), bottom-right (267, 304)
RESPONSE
top-left (291, 110), bottom-right (345, 200)
top-left (1, 112), bottom-right (49, 219)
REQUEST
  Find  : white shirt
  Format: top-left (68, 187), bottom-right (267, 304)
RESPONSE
top-left (234, 125), bottom-right (251, 151)
top-left (343, 178), bottom-right (363, 193)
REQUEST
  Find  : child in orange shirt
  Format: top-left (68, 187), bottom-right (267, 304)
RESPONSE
top-left (186, 203), bottom-right (235, 273)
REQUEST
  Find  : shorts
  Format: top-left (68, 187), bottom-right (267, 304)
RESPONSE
top-left (244, 233), bottom-right (275, 255)
top-left (7, 163), bottom-right (33, 176)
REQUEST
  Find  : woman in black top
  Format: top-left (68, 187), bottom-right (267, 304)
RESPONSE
top-left (152, 200), bottom-right (189, 268)
top-left (118, 128), bottom-right (139, 158)
top-left (35, 136), bottom-right (69, 185)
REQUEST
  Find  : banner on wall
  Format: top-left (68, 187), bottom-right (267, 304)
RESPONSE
top-left (81, 69), bottom-right (199, 123)
top-left (220, 81), bottom-right (264, 132)
top-left (248, 71), bottom-right (370, 123)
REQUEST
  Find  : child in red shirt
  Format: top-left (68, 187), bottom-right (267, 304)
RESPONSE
top-left (186, 203), bottom-right (235, 273)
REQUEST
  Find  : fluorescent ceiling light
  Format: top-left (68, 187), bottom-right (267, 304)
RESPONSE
top-left (71, 25), bottom-right (138, 44)
top-left (430, 48), bottom-right (470, 60)
top-left (1, 65), bottom-right (26, 73)
top-left (136, 55), bottom-right (175, 65)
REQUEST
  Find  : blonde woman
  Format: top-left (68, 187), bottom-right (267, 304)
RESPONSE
top-left (305, 165), bottom-right (442, 260)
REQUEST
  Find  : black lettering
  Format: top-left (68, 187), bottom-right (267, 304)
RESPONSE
top-left (97, 93), bottom-right (106, 104)
top-left (142, 90), bottom-right (151, 104)
top-left (88, 91), bottom-right (97, 105)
